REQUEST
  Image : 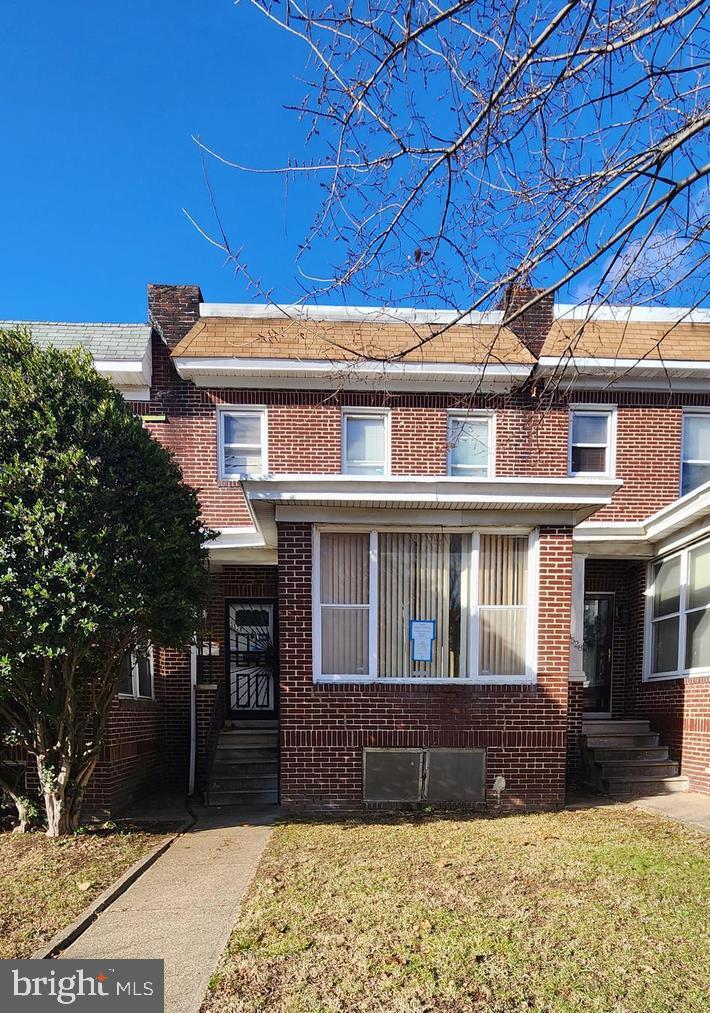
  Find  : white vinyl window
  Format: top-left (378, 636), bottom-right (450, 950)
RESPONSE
top-left (313, 528), bottom-right (537, 684)
top-left (447, 412), bottom-right (494, 477)
top-left (117, 647), bottom-right (154, 699)
top-left (342, 409), bottom-right (389, 475)
top-left (646, 537), bottom-right (710, 679)
top-left (218, 409), bottom-right (267, 479)
top-left (568, 408), bottom-right (615, 477)
top-left (681, 412), bottom-right (710, 497)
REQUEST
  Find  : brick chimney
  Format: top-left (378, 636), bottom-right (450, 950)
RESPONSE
top-left (148, 284), bottom-right (203, 350)
top-left (500, 285), bottom-right (554, 359)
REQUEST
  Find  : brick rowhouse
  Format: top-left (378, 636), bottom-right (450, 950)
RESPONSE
top-left (12, 283), bottom-right (709, 813)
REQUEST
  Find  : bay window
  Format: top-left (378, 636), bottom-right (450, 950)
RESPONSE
top-left (314, 528), bottom-right (537, 683)
top-left (647, 537), bottom-right (710, 678)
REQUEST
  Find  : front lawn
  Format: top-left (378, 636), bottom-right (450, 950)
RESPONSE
top-left (204, 805), bottom-right (709, 1013)
top-left (0, 824), bottom-right (169, 958)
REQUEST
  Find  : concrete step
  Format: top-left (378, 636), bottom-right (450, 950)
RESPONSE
top-left (600, 760), bottom-right (679, 780)
top-left (206, 789), bottom-right (279, 806)
top-left (211, 760), bottom-right (279, 777)
top-left (583, 733), bottom-right (660, 748)
top-left (215, 746), bottom-right (279, 760)
top-left (592, 746), bottom-right (669, 762)
top-left (605, 774), bottom-right (690, 797)
top-left (224, 720), bottom-right (278, 730)
top-left (581, 719), bottom-right (651, 735)
top-left (209, 775), bottom-right (278, 792)
top-left (218, 732), bottom-right (279, 746)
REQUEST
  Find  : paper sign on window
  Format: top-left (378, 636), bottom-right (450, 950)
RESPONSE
top-left (409, 620), bottom-right (436, 663)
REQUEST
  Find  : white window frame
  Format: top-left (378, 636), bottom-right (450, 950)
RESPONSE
top-left (568, 405), bottom-right (617, 479)
top-left (446, 410), bottom-right (495, 478)
top-left (312, 526), bottom-right (538, 686)
top-left (643, 535), bottom-right (710, 682)
top-left (117, 647), bottom-right (155, 700)
top-left (680, 409), bottom-right (710, 498)
top-left (217, 407), bottom-right (268, 480)
top-left (341, 407), bottom-right (391, 476)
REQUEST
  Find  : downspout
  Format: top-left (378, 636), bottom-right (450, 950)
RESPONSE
top-left (188, 643), bottom-right (197, 797)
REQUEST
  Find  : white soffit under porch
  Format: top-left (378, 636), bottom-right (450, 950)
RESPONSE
top-left (242, 475), bottom-right (621, 527)
top-left (172, 356), bottom-right (531, 393)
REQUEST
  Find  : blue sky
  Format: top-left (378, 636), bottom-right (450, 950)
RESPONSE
top-left (2, 2), bottom-right (706, 323)
top-left (1, 0), bottom-right (319, 322)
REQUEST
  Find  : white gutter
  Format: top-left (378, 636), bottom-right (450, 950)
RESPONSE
top-left (172, 356), bottom-right (531, 392)
top-left (188, 643), bottom-right (197, 797)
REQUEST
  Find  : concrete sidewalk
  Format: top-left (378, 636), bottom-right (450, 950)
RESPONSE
top-left (60, 806), bottom-right (277, 1013)
top-left (632, 791), bottom-right (710, 834)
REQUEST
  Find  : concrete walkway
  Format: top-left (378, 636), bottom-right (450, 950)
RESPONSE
top-left (61, 806), bottom-right (277, 1013)
top-left (632, 791), bottom-right (710, 834)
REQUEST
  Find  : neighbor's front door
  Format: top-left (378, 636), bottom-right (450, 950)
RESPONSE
top-left (226, 600), bottom-right (278, 718)
top-left (583, 592), bottom-right (614, 716)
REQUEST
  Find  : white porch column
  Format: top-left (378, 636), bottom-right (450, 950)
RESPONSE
top-left (569, 552), bottom-right (588, 683)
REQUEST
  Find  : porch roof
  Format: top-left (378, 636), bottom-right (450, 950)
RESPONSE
top-left (232, 475), bottom-right (621, 554)
top-left (574, 479), bottom-right (710, 558)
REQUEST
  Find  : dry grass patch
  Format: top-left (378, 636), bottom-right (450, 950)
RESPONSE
top-left (203, 805), bottom-right (709, 1013)
top-left (0, 824), bottom-right (169, 958)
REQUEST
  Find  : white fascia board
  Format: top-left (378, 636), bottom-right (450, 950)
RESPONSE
top-left (538, 356), bottom-right (710, 372)
top-left (199, 302), bottom-right (505, 326)
top-left (94, 354), bottom-right (152, 388)
top-left (555, 304), bottom-right (710, 324)
top-left (204, 526), bottom-right (277, 564)
top-left (119, 386), bottom-right (151, 402)
top-left (173, 356), bottom-right (531, 392)
top-left (205, 527), bottom-right (265, 550)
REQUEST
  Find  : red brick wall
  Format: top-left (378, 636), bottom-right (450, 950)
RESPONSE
top-left (138, 337), bottom-right (710, 531)
top-left (278, 522), bottom-right (573, 812)
top-left (566, 681), bottom-right (585, 777)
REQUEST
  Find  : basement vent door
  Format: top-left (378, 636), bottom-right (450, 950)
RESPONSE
top-left (363, 748), bottom-right (485, 803)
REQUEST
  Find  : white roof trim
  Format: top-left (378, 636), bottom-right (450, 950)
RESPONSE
top-left (555, 304), bottom-right (710, 323)
top-left (199, 303), bottom-right (505, 326)
top-left (173, 356), bottom-right (530, 393)
top-left (203, 526), bottom-right (277, 565)
top-left (538, 357), bottom-right (710, 372)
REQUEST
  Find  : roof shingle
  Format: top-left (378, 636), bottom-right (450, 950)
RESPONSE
top-left (542, 319), bottom-right (710, 361)
top-left (170, 316), bottom-right (534, 365)
top-left (0, 321), bottom-right (151, 361)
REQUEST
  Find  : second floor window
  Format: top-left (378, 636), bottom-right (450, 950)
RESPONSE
top-left (681, 412), bottom-right (710, 496)
top-left (219, 409), bottom-right (267, 479)
top-left (342, 409), bottom-right (389, 475)
top-left (569, 408), bottom-right (615, 477)
top-left (447, 412), bottom-right (493, 477)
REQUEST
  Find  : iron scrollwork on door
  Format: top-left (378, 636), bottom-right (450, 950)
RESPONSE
top-left (228, 605), bottom-right (276, 712)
